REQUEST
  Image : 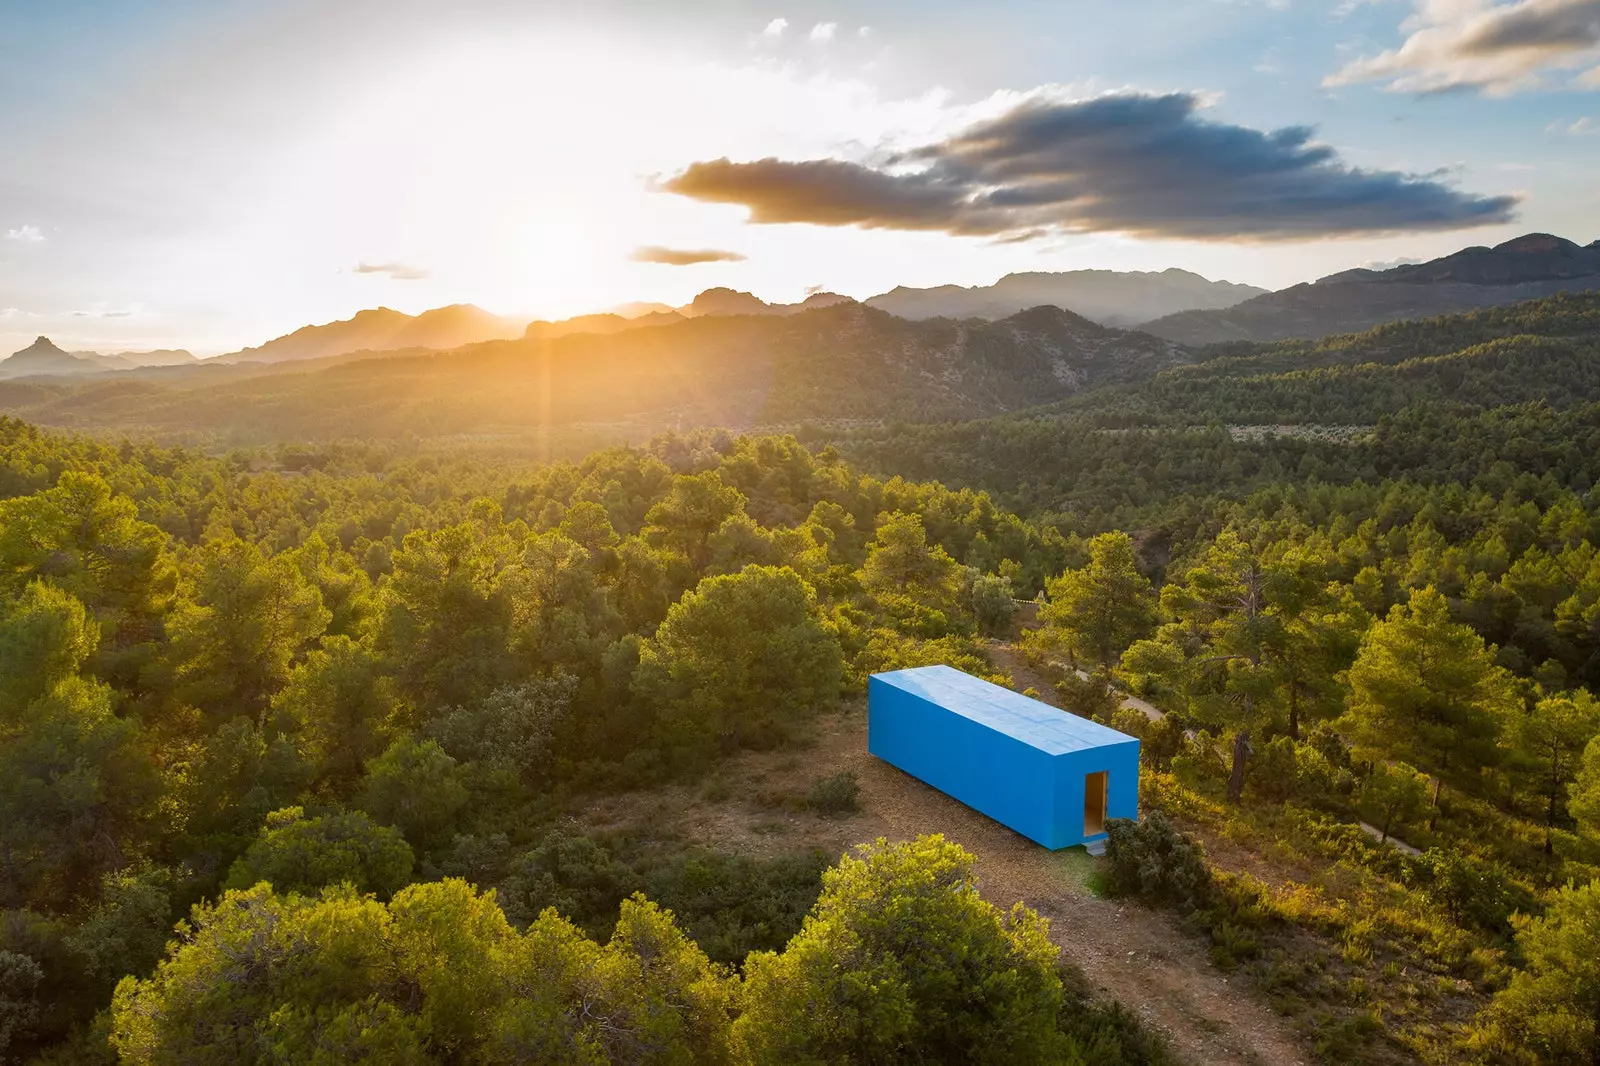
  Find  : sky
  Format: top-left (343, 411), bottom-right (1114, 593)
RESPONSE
top-left (2, 0), bottom-right (1598, 356)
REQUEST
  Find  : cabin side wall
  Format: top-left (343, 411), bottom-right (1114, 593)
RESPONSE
top-left (868, 676), bottom-right (1059, 847)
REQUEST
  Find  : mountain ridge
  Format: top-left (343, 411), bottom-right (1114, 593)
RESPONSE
top-left (1142, 233), bottom-right (1600, 345)
top-left (0, 302), bottom-right (1189, 443)
top-left (864, 268), bottom-right (1267, 326)
top-left (214, 303), bottom-right (529, 364)
top-left (0, 337), bottom-right (198, 378)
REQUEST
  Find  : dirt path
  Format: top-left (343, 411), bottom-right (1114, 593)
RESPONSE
top-left (1357, 821), bottom-right (1423, 856)
top-left (586, 689), bottom-right (1312, 1064)
top-left (839, 722), bottom-right (1311, 1066)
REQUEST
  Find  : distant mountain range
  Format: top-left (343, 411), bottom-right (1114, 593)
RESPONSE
top-left (0, 303), bottom-right (1187, 442)
top-left (523, 274), bottom-right (1259, 342)
top-left (1141, 234), bottom-right (1600, 345)
top-left (523, 289), bottom-right (855, 340)
top-left (213, 304), bottom-right (527, 364)
top-left (864, 269), bottom-right (1267, 327)
top-left (0, 337), bottom-right (197, 378)
top-left (12, 233), bottom-right (1596, 382)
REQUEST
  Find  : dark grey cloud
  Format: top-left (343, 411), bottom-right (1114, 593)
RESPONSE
top-left (1329, 0), bottom-right (1600, 94)
top-left (354, 260), bottom-right (429, 280)
top-left (661, 93), bottom-right (1517, 241)
top-left (1460, 0), bottom-right (1600, 56)
top-left (629, 245), bottom-right (748, 266)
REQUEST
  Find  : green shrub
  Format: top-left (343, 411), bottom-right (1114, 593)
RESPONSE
top-left (1414, 848), bottom-right (1533, 939)
top-left (805, 771), bottom-right (861, 815)
top-left (225, 807), bottom-right (414, 899)
top-left (1055, 670), bottom-right (1121, 723)
top-left (968, 572), bottom-right (1017, 637)
top-left (1102, 812), bottom-right (1216, 912)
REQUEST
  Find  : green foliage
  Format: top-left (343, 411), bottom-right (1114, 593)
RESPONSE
top-left (497, 830), bottom-right (633, 933)
top-left (968, 570), bottom-right (1017, 637)
top-left (63, 865), bottom-right (176, 996)
top-left (732, 835), bottom-right (1067, 1066)
top-left (109, 879), bottom-right (734, 1065)
top-left (645, 470), bottom-right (747, 572)
top-left (0, 676), bottom-right (158, 910)
top-left (496, 830), bottom-right (829, 966)
top-left (1513, 691), bottom-right (1600, 840)
top-left (355, 737), bottom-right (469, 852)
top-left (0, 949), bottom-right (43, 1062)
top-left (0, 470), bottom-right (168, 664)
top-left (0, 581), bottom-right (98, 718)
top-left (1474, 880), bottom-right (1600, 1064)
top-left (427, 674), bottom-right (576, 782)
top-left (635, 565), bottom-right (842, 762)
top-left (1343, 586), bottom-right (1520, 792)
top-left (166, 537), bottom-right (330, 717)
top-left (1250, 736), bottom-right (1301, 804)
top-left (176, 716), bottom-right (311, 851)
top-left (862, 511), bottom-right (966, 631)
top-left (1361, 761), bottom-right (1430, 842)
top-left (1055, 669), bottom-right (1121, 723)
top-left (1413, 848), bottom-right (1530, 938)
top-left (1039, 531), bottom-right (1155, 667)
top-left (270, 635), bottom-right (397, 790)
top-left (1102, 812), bottom-right (1216, 912)
top-left (225, 807), bottom-right (414, 898)
top-left (804, 771), bottom-right (861, 815)
top-left (1574, 734), bottom-right (1600, 837)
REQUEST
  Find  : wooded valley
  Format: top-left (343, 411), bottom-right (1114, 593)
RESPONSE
top-left (4, 292), bottom-right (1600, 1063)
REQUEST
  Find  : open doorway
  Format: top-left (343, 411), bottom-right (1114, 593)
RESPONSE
top-left (1084, 771), bottom-right (1108, 837)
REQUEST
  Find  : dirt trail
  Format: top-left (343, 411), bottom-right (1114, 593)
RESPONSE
top-left (587, 650), bottom-right (1312, 1065)
top-left (840, 725), bottom-right (1308, 1065)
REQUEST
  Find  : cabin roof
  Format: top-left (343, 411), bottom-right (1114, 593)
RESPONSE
top-left (871, 664), bottom-right (1138, 757)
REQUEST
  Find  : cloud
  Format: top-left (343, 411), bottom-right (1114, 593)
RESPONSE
top-left (353, 260), bottom-right (429, 280)
top-left (5, 225), bottom-right (44, 242)
top-left (1326, 0), bottom-right (1600, 94)
top-left (1548, 114), bottom-right (1597, 131)
top-left (659, 91), bottom-right (1517, 242)
top-left (763, 17), bottom-right (788, 36)
top-left (629, 245), bottom-right (748, 266)
top-left (0, 308), bottom-right (35, 320)
top-left (809, 22), bottom-right (837, 41)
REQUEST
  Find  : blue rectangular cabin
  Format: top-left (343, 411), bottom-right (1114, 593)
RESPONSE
top-left (868, 665), bottom-right (1140, 850)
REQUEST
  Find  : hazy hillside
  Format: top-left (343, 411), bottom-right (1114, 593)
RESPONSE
top-left (88, 348), bottom-right (197, 368)
top-left (1143, 233), bottom-right (1600, 344)
top-left (865, 268), bottom-right (1266, 326)
top-left (214, 303), bottom-right (528, 364)
top-left (0, 303), bottom-right (1187, 444)
top-left (525, 289), bottom-right (858, 340)
top-left (0, 337), bottom-right (198, 378)
top-left (0, 337), bottom-right (111, 377)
